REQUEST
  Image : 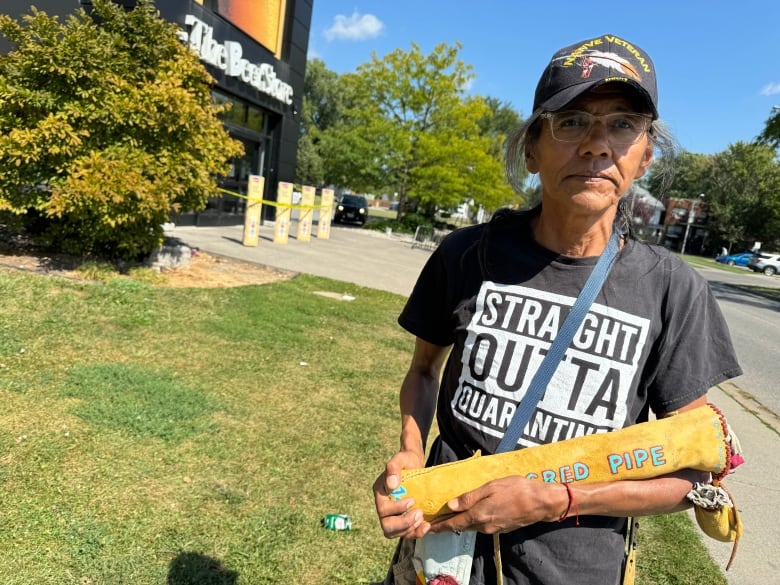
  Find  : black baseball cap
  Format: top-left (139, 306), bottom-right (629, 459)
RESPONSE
top-left (532, 34), bottom-right (658, 119)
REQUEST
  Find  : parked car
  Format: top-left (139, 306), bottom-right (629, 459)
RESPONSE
top-left (714, 251), bottom-right (756, 267)
top-left (747, 252), bottom-right (780, 276)
top-left (333, 195), bottom-right (368, 225)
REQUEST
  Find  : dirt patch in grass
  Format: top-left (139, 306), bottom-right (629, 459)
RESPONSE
top-left (0, 249), bottom-right (295, 289)
top-left (148, 251), bottom-right (295, 288)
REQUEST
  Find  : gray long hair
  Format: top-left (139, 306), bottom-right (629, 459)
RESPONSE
top-left (504, 115), bottom-right (680, 236)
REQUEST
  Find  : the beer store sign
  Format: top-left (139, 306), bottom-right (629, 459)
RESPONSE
top-left (179, 15), bottom-right (294, 105)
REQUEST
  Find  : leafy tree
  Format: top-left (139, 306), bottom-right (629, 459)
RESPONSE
top-left (757, 106), bottom-right (780, 149)
top-left (477, 96), bottom-right (528, 208)
top-left (317, 42), bottom-right (516, 219)
top-left (642, 145), bottom-right (780, 251)
top-left (641, 151), bottom-right (712, 203)
top-left (294, 133), bottom-right (324, 187)
top-left (478, 96), bottom-right (523, 157)
top-left (0, 0), bottom-right (242, 260)
top-left (301, 58), bottom-right (349, 135)
top-left (704, 142), bottom-right (780, 250)
top-left (295, 58), bottom-right (349, 187)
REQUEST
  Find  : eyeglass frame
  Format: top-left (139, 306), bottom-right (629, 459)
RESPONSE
top-left (539, 110), bottom-right (654, 145)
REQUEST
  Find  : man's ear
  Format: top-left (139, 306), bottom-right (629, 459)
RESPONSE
top-left (525, 146), bottom-right (539, 174)
top-left (634, 142), bottom-right (654, 179)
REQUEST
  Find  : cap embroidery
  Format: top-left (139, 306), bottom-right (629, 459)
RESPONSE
top-left (580, 57), bottom-right (595, 78)
top-left (568, 51), bottom-right (641, 81)
top-left (603, 35), bottom-right (652, 73)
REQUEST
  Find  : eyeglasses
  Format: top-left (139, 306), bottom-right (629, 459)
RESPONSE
top-left (540, 110), bottom-right (652, 145)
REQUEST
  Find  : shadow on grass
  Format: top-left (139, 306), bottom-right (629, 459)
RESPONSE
top-left (167, 552), bottom-right (239, 585)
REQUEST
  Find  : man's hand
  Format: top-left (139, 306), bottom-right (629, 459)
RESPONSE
top-left (428, 476), bottom-right (566, 535)
top-left (373, 449), bottom-right (430, 539)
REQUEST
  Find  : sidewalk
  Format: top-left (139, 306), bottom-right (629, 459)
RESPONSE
top-left (165, 222), bottom-right (780, 585)
top-left (699, 383), bottom-right (780, 584)
top-left (165, 222), bottom-right (430, 297)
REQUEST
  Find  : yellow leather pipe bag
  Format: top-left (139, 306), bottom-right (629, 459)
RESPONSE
top-left (397, 404), bottom-right (729, 522)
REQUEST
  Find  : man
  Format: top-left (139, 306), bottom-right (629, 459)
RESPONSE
top-left (374, 34), bottom-right (741, 585)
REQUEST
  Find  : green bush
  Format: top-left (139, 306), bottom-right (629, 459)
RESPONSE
top-left (0, 0), bottom-right (242, 260)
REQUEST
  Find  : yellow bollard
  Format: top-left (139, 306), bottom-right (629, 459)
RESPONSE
top-left (274, 181), bottom-right (293, 244)
top-left (242, 175), bottom-right (264, 247)
top-left (317, 188), bottom-right (334, 239)
top-left (297, 185), bottom-right (315, 242)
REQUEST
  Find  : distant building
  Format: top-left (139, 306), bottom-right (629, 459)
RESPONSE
top-left (626, 186), bottom-right (666, 243)
top-left (661, 197), bottom-right (710, 254)
top-left (0, 0), bottom-right (313, 226)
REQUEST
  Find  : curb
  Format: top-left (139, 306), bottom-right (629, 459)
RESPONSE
top-left (717, 380), bottom-right (780, 437)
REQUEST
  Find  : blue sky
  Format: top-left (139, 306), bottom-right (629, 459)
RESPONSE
top-left (307, 1), bottom-right (780, 155)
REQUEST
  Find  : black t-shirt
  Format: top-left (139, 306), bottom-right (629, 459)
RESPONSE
top-left (398, 209), bottom-right (742, 585)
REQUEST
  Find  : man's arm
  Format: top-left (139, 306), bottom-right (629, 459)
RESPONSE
top-left (563, 395), bottom-right (712, 518)
top-left (398, 337), bottom-right (449, 460)
top-left (373, 337), bottom-right (449, 539)
top-left (431, 395), bottom-right (715, 534)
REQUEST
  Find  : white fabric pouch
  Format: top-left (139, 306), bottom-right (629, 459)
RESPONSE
top-left (412, 530), bottom-right (476, 584)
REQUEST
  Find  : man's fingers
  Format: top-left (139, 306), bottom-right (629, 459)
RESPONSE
top-left (382, 508), bottom-right (425, 539)
top-left (377, 497), bottom-right (414, 519)
top-left (448, 484), bottom-right (485, 512)
top-left (385, 473), bottom-right (400, 491)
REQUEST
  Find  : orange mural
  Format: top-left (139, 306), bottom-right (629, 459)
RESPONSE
top-left (216, 0), bottom-right (286, 55)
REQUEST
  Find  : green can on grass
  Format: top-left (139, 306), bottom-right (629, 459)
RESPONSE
top-left (322, 514), bottom-right (352, 531)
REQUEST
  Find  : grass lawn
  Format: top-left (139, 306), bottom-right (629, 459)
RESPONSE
top-left (0, 266), bottom-right (728, 584)
top-left (367, 207), bottom-right (397, 221)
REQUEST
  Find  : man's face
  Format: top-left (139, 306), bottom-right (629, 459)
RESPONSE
top-left (526, 85), bottom-right (654, 216)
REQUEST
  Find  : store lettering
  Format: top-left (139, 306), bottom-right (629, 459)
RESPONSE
top-left (179, 15), bottom-right (294, 105)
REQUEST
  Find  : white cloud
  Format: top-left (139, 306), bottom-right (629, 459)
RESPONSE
top-left (760, 82), bottom-right (780, 96)
top-left (324, 11), bottom-right (384, 42)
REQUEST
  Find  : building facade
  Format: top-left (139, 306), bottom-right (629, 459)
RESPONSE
top-left (661, 197), bottom-right (710, 254)
top-left (1, 0), bottom-right (312, 225)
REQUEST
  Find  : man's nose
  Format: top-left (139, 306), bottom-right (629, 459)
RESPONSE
top-left (578, 121), bottom-right (612, 155)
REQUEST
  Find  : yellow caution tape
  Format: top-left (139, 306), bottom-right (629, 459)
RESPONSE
top-left (216, 187), bottom-right (330, 212)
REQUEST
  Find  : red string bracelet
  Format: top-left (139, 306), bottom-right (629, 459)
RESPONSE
top-left (559, 482), bottom-right (579, 525)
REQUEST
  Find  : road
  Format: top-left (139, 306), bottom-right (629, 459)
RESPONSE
top-left (699, 267), bottom-right (780, 415)
top-left (674, 267), bottom-right (780, 585)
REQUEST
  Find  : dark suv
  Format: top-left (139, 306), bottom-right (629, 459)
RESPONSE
top-left (333, 195), bottom-right (368, 225)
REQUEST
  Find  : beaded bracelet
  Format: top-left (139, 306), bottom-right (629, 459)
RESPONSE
top-left (559, 482), bottom-right (580, 525)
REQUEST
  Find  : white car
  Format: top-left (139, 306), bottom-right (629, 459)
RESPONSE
top-left (747, 252), bottom-right (780, 276)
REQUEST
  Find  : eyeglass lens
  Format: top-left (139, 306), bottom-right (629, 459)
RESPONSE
top-left (546, 111), bottom-right (649, 145)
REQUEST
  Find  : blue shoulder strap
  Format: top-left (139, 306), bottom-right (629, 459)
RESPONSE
top-left (494, 230), bottom-right (622, 454)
